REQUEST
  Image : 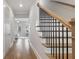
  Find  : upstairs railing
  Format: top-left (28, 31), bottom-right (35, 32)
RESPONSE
top-left (37, 4), bottom-right (75, 59)
top-left (37, 3), bottom-right (72, 31)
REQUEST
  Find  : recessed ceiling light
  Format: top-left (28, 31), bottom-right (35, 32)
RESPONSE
top-left (19, 4), bottom-right (23, 7)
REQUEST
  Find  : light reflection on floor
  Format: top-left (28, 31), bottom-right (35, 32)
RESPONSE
top-left (16, 37), bottom-right (30, 51)
top-left (16, 38), bottom-right (23, 50)
top-left (25, 38), bottom-right (30, 51)
top-left (4, 37), bottom-right (37, 59)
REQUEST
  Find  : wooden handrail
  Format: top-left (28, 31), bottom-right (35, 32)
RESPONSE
top-left (37, 3), bottom-right (72, 31)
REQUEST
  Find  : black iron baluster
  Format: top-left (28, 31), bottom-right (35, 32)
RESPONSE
top-left (44, 16), bottom-right (47, 44)
top-left (53, 18), bottom-right (54, 56)
top-left (62, 25), bottom-right (64, 59)
top-left (49, 18), bottom-right (50, 47)
top-left (55, 19), bottom-right (57, 59)
top-left (66, 28), bottom-right (68, 59)
top-left (51, 17), bottom-right (53, 55)
top-left (44, 18), bottom-right (46, 44)
top-left (58, 22), bottom-right (60, 59)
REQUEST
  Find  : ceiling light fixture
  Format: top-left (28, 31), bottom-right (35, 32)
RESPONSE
top-left (19, 3), bottom-right (23, 7)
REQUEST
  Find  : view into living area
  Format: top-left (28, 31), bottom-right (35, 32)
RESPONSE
top-left (3, 0), bottom-right (75, 59)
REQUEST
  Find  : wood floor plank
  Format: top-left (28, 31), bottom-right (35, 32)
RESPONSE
top-left (4, 39), bottom-right (37, 59)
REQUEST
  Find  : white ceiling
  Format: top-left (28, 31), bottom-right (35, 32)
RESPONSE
top-left (5, 0), bottom-right (36, 18)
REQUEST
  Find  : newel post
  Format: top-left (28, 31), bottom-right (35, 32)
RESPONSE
top-left (69, 18), bottom-right (75, 59)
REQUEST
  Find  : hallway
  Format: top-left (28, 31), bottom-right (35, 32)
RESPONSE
top-left (4, 38), bottom-right (37, 59)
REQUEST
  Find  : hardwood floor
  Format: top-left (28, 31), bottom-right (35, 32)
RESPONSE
top-left (47, 53), bottom-right (72, 59)
top-left (4, 38), bottom-right (37, 59)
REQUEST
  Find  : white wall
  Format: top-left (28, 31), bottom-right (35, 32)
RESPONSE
top-left (3, 1), bottom-right (17, 57)
top-left (40, 0), bottom-right (75, 20)
top-left (29, 3), bottom-right (49, 59)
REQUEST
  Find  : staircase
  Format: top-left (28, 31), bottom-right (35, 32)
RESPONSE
top-left (36, 7), bottom-right (75, 59)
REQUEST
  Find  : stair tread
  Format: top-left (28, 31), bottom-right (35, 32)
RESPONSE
top-left (36, 26), bottom-right (63, 27)
top-left (40, 36), bottom-right (72, 38)
top-left (38, 30), bottom-right (70, 32)
top-left (42, 43), bottom-right (72, 48)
